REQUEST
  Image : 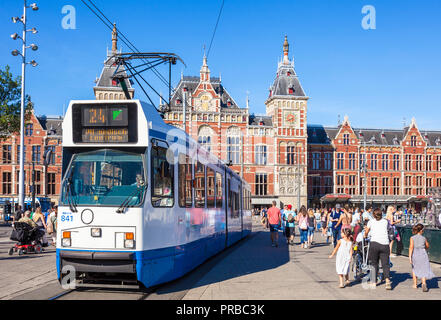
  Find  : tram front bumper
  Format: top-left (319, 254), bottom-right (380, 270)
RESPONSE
top-left (59, 250), bottom-right (136, 274)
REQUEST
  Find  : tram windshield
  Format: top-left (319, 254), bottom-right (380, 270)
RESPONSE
top-left (60, 149), bottom-right (146, 207)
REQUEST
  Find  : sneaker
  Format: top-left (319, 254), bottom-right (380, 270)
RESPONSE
top-left (271, 243), bottom-right (275, 247)
top-left (422, 284), bottom-right (428, 292)
top-left (385, 280), bottom-right (392, 290)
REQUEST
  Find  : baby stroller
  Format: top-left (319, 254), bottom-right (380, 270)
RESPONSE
top-left (8, 222), bottom-right (45, 256)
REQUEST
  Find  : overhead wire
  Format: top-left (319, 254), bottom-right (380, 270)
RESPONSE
top-left (207, 0), bottom-right (225, 58)
top-left (80, 0), bottom-right (175, 107)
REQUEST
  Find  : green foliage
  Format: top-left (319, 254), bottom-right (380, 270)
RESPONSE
top-left (0, 65), bottom-right (33, 140)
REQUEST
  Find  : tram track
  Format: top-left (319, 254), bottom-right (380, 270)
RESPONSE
top-left (48, 286), bottom-right (155, 300)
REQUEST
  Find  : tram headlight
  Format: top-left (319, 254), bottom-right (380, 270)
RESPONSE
top-left (62, 231), bottom-right (71, 247)
top-left (91, 228), bottom-right (102, 237)
top-left (62, 238), bottom-right (71, 247)
top-left (124, 232), bottom-right (134, 248)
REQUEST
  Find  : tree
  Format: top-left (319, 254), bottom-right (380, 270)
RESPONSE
top-left (0, 65), bottom-right (33, 141)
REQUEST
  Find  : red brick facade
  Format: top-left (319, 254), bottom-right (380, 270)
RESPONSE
top-left (0, 111), bottom-right (63, 205)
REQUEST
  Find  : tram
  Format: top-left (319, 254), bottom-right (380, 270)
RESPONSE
top-left (56, 99), bottom-right (252, 288)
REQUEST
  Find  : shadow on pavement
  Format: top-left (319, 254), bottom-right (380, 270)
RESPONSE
top-left (155, 226), bottom-right (290, 296)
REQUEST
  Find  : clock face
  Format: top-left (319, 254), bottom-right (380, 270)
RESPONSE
top-left (284, 111), bottom-right (298, 127)
top-left (200, 94), bottom-right (211, 111)
top-left (286, 114), bottom-right (296, 124)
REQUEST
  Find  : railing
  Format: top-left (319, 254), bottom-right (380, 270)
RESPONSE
top-left (396, 214), bottom-right (436, 228)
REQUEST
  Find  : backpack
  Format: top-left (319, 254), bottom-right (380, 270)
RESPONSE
top-left (288, 214), bottom-right (294, 223)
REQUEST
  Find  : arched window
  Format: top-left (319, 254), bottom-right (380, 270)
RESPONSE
top-left (198, 126), bottom-right (214, 152)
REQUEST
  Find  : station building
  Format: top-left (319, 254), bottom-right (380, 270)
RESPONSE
top-left (1, 27), bottom-right (440, 213)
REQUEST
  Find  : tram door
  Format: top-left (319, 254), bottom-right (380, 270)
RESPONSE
top-left (225, 173), bottom-right (230, 248)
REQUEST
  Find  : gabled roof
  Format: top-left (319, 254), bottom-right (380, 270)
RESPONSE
top-left (169, 75), bottom-right (240, 110)
top-left (36, 116), bottom-right (63, 136)
top-left (307, 124), bottom-right (441, 147)
top-left (249, 114), bottom-right (273, 127)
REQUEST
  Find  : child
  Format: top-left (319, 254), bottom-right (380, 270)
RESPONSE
top-left (329, 229), bottom-right (353, 288)
top-left (409, 224), bottom-right (435, 292)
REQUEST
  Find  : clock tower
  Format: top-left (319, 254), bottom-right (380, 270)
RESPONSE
top-left (265, 36), bottom-right (309, 209)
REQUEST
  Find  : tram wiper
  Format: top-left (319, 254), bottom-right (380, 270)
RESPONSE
top-left (116, 183), bottom-right (146, 214)
top-left (66, 179), bottom-right (78, 213)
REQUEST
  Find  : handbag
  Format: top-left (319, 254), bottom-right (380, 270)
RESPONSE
top-left (388, 225), bottom-right (396, 241)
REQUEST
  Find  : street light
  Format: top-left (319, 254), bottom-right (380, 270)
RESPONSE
top-left (10, 0), bottom-right (39, 210)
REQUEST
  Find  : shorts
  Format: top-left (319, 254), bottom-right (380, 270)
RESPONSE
top-left (307, 226), bottom-right (315, 236)
top-left (269, 224), bottom-right (279, 232)
top-left (285, 226), bottom-right (295, 237)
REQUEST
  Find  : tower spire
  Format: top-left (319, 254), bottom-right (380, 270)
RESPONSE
top-left (283, 35), bottom-right (289, 64)
top-left (112, 23), bottom-right (118, 53)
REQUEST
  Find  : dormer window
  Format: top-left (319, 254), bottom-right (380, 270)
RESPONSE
top-left (370, 136), bottom-right (376, 144)
top-left (393, 137), bottom-right (399, 145)
top-left (112, 79), bottom-right (118, 86)
top-left (436, 138), bottom-right (441, 146)
top-left (381, 131), bottom-right (385, 139)
top-left (227, 100), bottom-right (232, 107)
top-left (287, 71), bottom-right (291, 76)
top-left (176, 99), bottom-right (182, 104)
top-left (288, 87), bottom-right (294, 94)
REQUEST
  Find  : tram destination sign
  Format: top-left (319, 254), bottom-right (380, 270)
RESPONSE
top-left (72, 103), bottom-right (138, 143)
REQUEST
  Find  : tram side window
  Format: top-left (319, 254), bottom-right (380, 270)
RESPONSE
top-left (206, 167), bottom-right (215, 208)
top-left (194, 161), bottom-right (205, 208)
top-left (215, 172), bottom-right (223, 208)
top-left (178, 154), bottom-right (193, 208)
top-left (151, 140), bottom-right (174, 207)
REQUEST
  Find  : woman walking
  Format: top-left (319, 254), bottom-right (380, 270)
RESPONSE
top-left (307, 209), bottom-right (316, 248)
top-left (283, 205), bottom-right (296, 245)
top-left (386, 205), bottom-right (401, 257)
top-left (32, 206), bottom-right (48, 247)
top-left (297, 206), bottom-right (309, 248)
top-left (329, 229), bottom-right (354, 288)
top-left (336, 205), bottom-right (352, 232)
top-left (364, 208), bottom-right (392, 290)
top-left (409, 224), bottom-right (435, 292)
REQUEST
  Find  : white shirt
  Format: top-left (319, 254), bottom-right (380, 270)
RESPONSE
top-left (351, 212), bottom-right (361, 227)
top-left (367, 218), bottom-right (389, 245)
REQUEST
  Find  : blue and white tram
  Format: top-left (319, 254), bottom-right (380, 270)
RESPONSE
top-left (57, 99), bottom-right (252, 288)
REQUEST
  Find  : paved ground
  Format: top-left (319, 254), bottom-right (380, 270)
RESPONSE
top-left (1, 219), bottom-right (440, 300)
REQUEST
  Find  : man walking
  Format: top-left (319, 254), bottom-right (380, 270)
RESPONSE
top-left (268, 201), bottom-right (281, 247)
top-left (330, 204), bottom-right (342, 248)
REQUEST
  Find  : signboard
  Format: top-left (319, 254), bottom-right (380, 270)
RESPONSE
top-left (72, 103), bottom-right (138, 143)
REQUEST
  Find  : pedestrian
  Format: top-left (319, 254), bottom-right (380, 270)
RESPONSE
top-left (330, 205), bottom-right (342, 248)
top-left (364, 208), bottom-right (392, 290)
top-left (48, 206), bottom-right (58, 246)
top-left (307, 208), bottom-right (316, 248)
top-left (321, 209), bottom-right (328, 237)
top-left (281, 205), bottom-right (287, 237)
top-left (386, 205), bottom-right (401, 257)
top-left (268, 201), bottom-right (281, 247)
top-left (12, 205), bottom-right (24, 226)
top-left (329, 228), bottom-right (353, 288)
top-left (18, 210), bottom-right (38, 228)
top-left (326, 209), bottom-right (333, 244)
top-left (409, 224), bottom-right (435, 292)
top-left (283, 205), bottom-right (296, 245)
top-left (363, 206), bottom-right (373, 223)
top-left (297, 206), bottom-right (309, 248)
top-left (314, 209), bottom-right (322, 232)
top-left (32, 207), bottom-right (48, 247)
top-left (336, 204), bottom-right (352, 232)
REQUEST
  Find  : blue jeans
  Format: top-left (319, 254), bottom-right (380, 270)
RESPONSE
top-left (307, 226), bottom-right (315, 237)
top-left (332, 227), bottom-right (341, 247)
top-left (300, 228), bottom-right (308, 244)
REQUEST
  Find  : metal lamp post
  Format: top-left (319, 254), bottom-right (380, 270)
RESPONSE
top-left (10, 1), bottom-right (39, 210)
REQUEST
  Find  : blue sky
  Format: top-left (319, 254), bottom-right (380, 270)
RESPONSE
top-left (1, 0), bottom-right (440, 130)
